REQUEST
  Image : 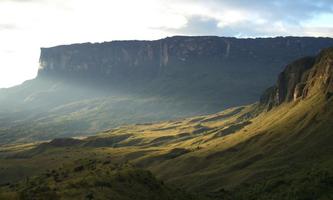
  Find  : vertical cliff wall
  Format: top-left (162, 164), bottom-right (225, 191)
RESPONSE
top-left (260, 47), bottom-right (333, 109)
top-left (37, 36), bottom-right (333, 108)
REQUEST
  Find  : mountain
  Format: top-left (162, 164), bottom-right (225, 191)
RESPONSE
top-left (36, 36), bottom-right (333, 107)
top-left (260, 48), bottom-right (333, 108)
top-left (1, 36), bottom-right (333, 144)
top-left (0, 47), bottom-right (332, 199)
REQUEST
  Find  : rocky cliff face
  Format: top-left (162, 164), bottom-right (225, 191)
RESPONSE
top-left (260, 47), bottom-right (333, 109)
top-left (38, 36), bottom-right (233, 82)
top-left (37, 36), bottom-right (333, 109)
top-left (38, 36), bottom-right (333, 84)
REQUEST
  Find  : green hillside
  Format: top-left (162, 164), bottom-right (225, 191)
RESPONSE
top-left (0, 161), bottom-right (197, 200)
top-left (0, 48), bottom-right (332, 199)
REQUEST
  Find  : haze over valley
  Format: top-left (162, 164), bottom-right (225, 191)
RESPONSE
top-left (0, 0), bottom-right (333, 199)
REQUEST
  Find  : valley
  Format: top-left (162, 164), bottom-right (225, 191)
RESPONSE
top-left (1, 36), bottom-right (333, 144)
top-left (1, 47), bottom-right (332, 199)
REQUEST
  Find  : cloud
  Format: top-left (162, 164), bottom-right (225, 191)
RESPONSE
top-left (0, 24), bottom-right (18, 31)
top-left (156, 0), bottom-right (333, 37)
top-left (3, 0), bottom-right (333, 38)
top-left (303, 26), bottom-right (333, 37)
top-left (1, 0), bottom-right (59, 2)
top-left (156, 16), bottom-right (221, 36)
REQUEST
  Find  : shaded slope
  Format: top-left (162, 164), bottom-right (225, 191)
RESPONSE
top-left (0, 161), bottom-right (198, 200)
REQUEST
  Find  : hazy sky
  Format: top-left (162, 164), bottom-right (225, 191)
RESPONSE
top-left (1, 0), bottom-right (333, 88)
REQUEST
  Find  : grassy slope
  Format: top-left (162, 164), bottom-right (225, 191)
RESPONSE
top-left (0, 92), bottom-right (332, 199)
top-left (0, 161), bottom-right (198, 200)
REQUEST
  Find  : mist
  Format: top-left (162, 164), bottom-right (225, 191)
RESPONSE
top-left (1, 36), bottom-right (333, 144)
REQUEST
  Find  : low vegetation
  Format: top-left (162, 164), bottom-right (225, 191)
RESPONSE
top-left (0, 48), bottom-right (333, 199)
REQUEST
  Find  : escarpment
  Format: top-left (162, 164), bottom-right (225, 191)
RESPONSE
top-left (260, 47), bottom-right (333, 109)
top-left (37, 36), bottom-right (333, 107)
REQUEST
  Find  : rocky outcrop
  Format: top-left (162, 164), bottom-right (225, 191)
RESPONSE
top-left (260, 47), bottom-right (333, 109)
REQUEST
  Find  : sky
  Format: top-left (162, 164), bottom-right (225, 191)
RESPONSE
top-left (1, 0), bottom-right (333, 88)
